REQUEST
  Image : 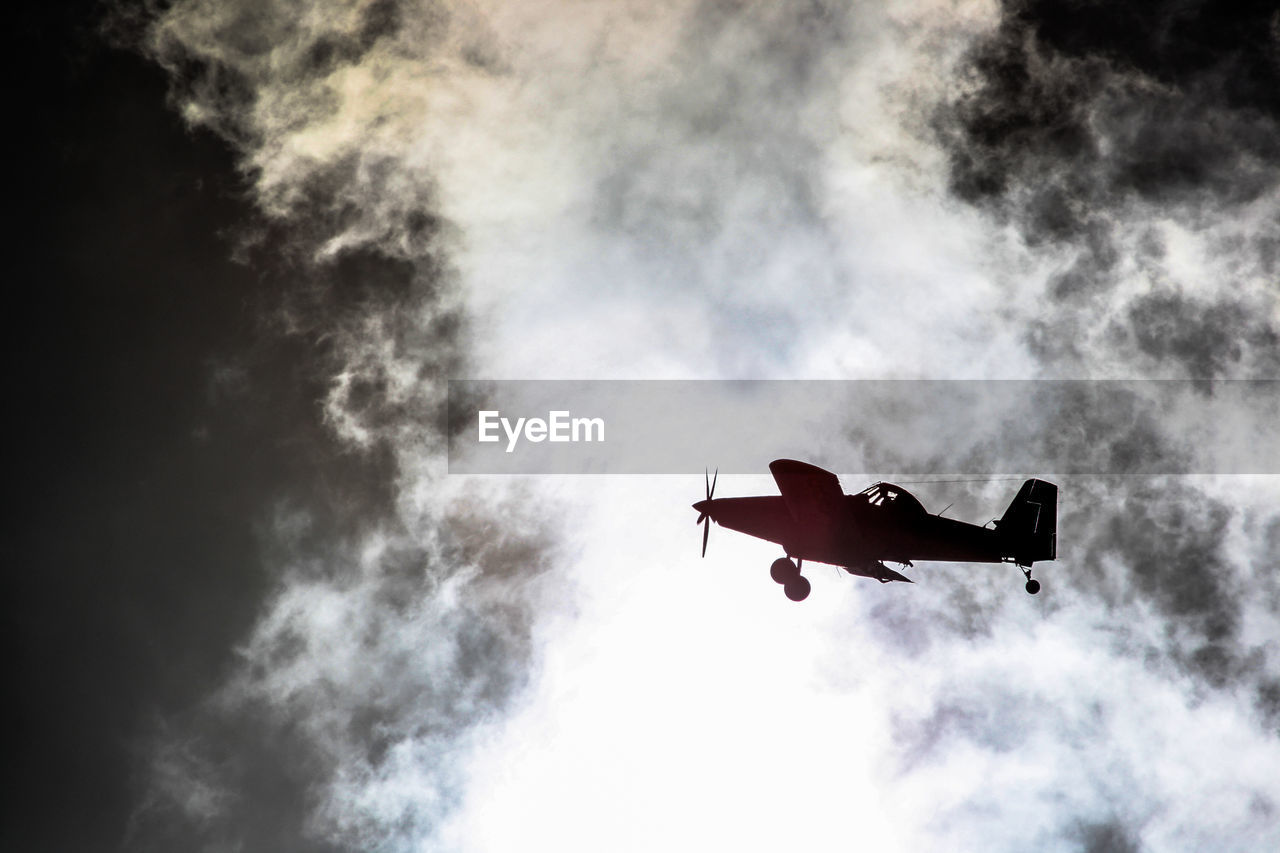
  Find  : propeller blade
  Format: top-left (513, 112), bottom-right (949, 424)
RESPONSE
top-left (698, 467), bottom-right (717, 557)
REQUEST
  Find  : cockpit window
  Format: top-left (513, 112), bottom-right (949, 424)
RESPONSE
top-left (857, 482), bottom-right (925, 514)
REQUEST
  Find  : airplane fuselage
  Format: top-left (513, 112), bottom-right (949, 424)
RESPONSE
top-left (695, 494), bottom-right (1004, 569)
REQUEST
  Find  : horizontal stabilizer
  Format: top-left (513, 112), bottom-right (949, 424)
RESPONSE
top-left (877, 566), bottom-right (914, 584)
top-left (844, 561), bottom-right (914, 584)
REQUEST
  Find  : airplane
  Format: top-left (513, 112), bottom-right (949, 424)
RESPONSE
top-left (692, 459), bottom-right (1057, 602)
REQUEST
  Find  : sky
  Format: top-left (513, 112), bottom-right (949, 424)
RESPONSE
top-left (8, 1), bottom-right (1279, 851)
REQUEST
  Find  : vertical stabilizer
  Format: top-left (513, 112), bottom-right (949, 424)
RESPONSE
top-left (997, 479), bottom-right (1058, 565)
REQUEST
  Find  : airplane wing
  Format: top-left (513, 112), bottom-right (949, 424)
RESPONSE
top-left (769, 459), bottom-right (845, 524)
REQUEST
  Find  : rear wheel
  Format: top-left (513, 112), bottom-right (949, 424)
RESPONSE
top-left (784, 576), bottom-right (811, 602)
top-left (770, 557), bottom-right (800, 584)
top-left (1025, 579), bottom-right (1041, 595)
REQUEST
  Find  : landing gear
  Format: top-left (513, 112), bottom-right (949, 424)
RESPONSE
top-left (771, 557), bottom-right (809, 601)
top-left (770, 557), bottom-right (800, 584)
top-left (1021, 566), bottom-right (1041, 595)
top-left (784, 576), bottom-right (811, 602)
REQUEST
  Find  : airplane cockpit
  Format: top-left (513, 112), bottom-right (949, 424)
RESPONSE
top-left (852, 482), bottom-right (926, 515)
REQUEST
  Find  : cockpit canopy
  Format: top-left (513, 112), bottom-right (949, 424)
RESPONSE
top-left (854, 482), bottom-right (926, 515)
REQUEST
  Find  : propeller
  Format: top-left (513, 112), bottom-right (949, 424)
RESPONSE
top-left (694, 468), bottom-right (717, 557)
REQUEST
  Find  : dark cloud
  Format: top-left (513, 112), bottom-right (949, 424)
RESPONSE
top-left (301, 0), bottom-right (404, 78)
top-left (935, 1), bottom-right (1280, 376)
top-left (128, 719), bottom-right (351, 853)
top-left (989, 383), bottom-right (1192, 475)
top-left (938, 0), bottom-right (1280, 224)
top-left (863, 476), bottom-right (1279, 734)
top-left (891, 1), bottom-right (1280, 778)
top-left (146, 0), bottom-right (411, 141)
top-left (1124, 292), bottom-right (1280, 378)
top-left (5, 3), bottom-right (563, 851)
top-left (1068, 478), bottom-right (1277, 693)
top-left (915, 0), bottom-right (1280, 750)
top-left (5, 6), bottom-right (328, 848)
top-left (1256, 678), bottom-right (1280, 732)
top-left (127, 491), bottom-right (561, 852)
top-left (836, 381), bottom-right (1199, 478)
top-left (118, 1), bottom-right (572, 846)
top-left (1066, 817), bottom-right (1143, 853)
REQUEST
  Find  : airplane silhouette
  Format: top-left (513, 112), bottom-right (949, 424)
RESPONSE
top-left (693, 459), bottom-right (1057, 602)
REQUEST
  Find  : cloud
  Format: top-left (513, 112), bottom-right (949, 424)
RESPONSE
top-left (124, 1), bottom-right (1280, 850)
top-left (862, 574), bottom-right (1280, 851)
top-left (1125, 291), bottom-right (1280, 378)
top-left (125, 2), bottom-right (570, 848)
top-left (899, 6), bottom-right (1280, 825)
top-left (937, 1), bottom-right (1280, 222)
top-left (906, 0), bottom-right (1280, 744)
top-left (934, 0), bottom-right (1280, 377)
top-left (1073, 478), bottom-right (1280, 703)
top-left (867, 474), bottom-right (1280, 720)
top-left (1067, 818), bottom-right (1143, 853)
top-left (131, 485), bottom-right (563, 851)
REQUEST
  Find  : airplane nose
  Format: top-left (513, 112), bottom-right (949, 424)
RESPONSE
top-left (693, 499), bottom-right (711, 514)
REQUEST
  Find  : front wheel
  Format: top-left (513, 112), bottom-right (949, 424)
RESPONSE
top-left (770, 557), bottom-right (799, 584)
top-left (1025, 579), bottom-right (1041, 595)
top-left (784, 576), bottom-right (811, 602)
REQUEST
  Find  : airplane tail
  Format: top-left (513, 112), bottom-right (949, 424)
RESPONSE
top-left (996, 479), bottom-right (1058, 566)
